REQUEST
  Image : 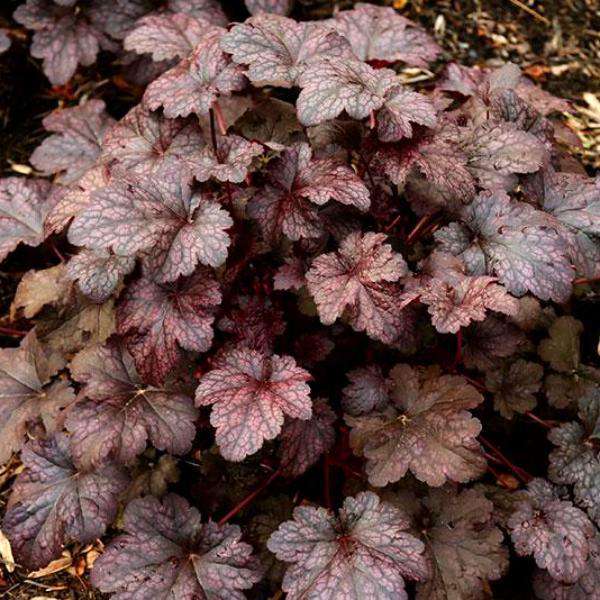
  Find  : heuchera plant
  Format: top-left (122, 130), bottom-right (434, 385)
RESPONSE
top-left (2, 1), bottom-right (600, 598)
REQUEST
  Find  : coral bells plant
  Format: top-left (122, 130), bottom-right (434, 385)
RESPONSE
top-left (1, 1), bottom-right (600, 598)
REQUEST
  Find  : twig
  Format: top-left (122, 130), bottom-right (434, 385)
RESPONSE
top-left (505, 0), bottom-right (550, 25)
top-left (479, 435), bottom-right (533, 483)
top-left (218, 467), bottom-right (282, 525)
top-left (208, 107), bottom-right (219, 156)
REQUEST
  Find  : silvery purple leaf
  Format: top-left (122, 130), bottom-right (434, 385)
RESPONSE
top-left (195, 134), bottom-right (262, 183)
top-left (30, 99), bottom-right (114, 184)
top-left (3, 434), bottom-right (128, 569)
top-left (267, 491), bottom-right (428, 600)
top-left (195, 348), bottom-right (312, 461)
top-left (144, 29), bottom-right (246, 118)
top-left (168, 0), bottom-right (227, 25)
top-left (245, 0), bottom-right (294, 16)
top-left (91, 494), bottom-right (263, 599)
top-left (0, 177), bottom-right (52, 262)
top-left (66, 249), bottom-right (135, 303)
top-left (67, 340), bottom-right (198, 467)
top-left (221, 15), bottom-right (352, 88)
top-left (331, 3), bottom-right (440, 67)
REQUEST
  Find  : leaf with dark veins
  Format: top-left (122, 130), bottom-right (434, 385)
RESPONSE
top-left (267, 491), bottom-right (429, 600)
top-left (306, 232), bottom-right (409, 344)
top-left (2, 434), bottom-right (128, 569)
top-left (66, 340), bottom-right (198, 467)
top-left (297, 57), bottom-right (397, 127)
top-left (221, 15), bottom-right (351, 88)
top-left (66, 249), bottom-right (136, 303)
top-left (248, 142), bottom-right (370, 242)
top-left (124, 13), bottom-right (220, 61)
top-left (526, 168), bottom-right (600, 278)
top-left (195, 348), bottom-right (312, 461)
top-left (144, 29), bottom-right (246, 119)
top-left (68, 166), bottom-right (232, 282)
top-left (377, 86), bottom-right (437, 142)
top-left (331, 3), bottom-right (440, 67)
top-left (0, 177), bottom-right (52, 262)
top-left (100, 106), bottom-right (204, 179)
top-left (30, 100), bottom-right (114, 184)
top-left (435, 191), bottom-right (574, 302)
top-left (245, 0), bottom-right (294, 15)
top-left (117, 269), bottom-right (221, 385)
top-left (508, 478), bottom-right (595, 583)
top-left (168, 0), bottom-right (228, 25)
top-left (0, 332), bottom-right (73, 464)
top-left (342, 365), bottom-right (390, 416)
top-left (91, 494), bottom-right (263, 599)
top-left (195, 134), bottom-right (262, 183)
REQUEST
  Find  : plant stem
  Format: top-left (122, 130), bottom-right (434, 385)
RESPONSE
top-left (217, 468), bottom-right (282, 525)
top-left (479, 435), bottom-right (533, 483)
top-left (525, 411), bottom-right (556, 429)
top-left (406, 214), bottom-right (433, 245)
top-left (453, 329), bottom-right (463, 368)
top-left (209, 107), bottom-right (219, 156)
top-left (0, 326), bottom-right (29, 337)
top-left (323, 455), bottom-right (332, 509)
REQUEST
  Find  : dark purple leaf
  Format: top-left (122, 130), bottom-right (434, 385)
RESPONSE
top-left (91, 494), bottom-right (263, 599)
top-left (3, 434), bottom-right (128, 569)
top-left (279, 397), bottom-right (335, 477)
top-left (117, 269), bottom-right (221, 384)
top-left (342, 365), bottom-right (390, 416)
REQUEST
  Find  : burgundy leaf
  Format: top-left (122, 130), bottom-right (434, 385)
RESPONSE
top-left (267, 491), bottom-right (429, 599)
top-left (486, 359), bottom-right (543, 419)
top-left (124, 13), bottom-right (220, 62)
top-left (68, 166), bottom-right (232, 282)
top-left (144, 29), bottom-right (246, 119)
top-left (2, 434), bottom-right (128, 569)
top-left (67, 340), bottom-right (198, 467)
top-left (331, 3), bottom-right (440, 67)
top-left (248, 142), bottom-right (370, 242)
top-left (91, 494), bottom-right (263, 599)
top-left (342, 365), bottom-right (390, 416)
top-left (0, 177), bottom-right (52, 262)
top-left (195, 134), bottom-right (262, 183)
top-left (435, 190), bottom-right (574, 302)
top-left (195, 348), bottom-right (312, 461)
top-left (0, 332), bottom-right (73, 464)
top-left (218, 295), bottom-right (286, 354)
top-left (508, 478), bottom-right (595, 583)
top-left (100, 106), bottom-right (204, 179)
top-left (221, 15), bottom-right (351, 88)
top-left (117, 269), bottom-right (221, 385)
top-left (305, 232), bottom-right (409, 344)
top-left (346, 364), bottom-right (486, 487)
top-left (279, 397), bottom-right (335, 477)
top-left (66, 249), bottom-right (136, 303)
top-left (30, 99), bottom-right (114, 184)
